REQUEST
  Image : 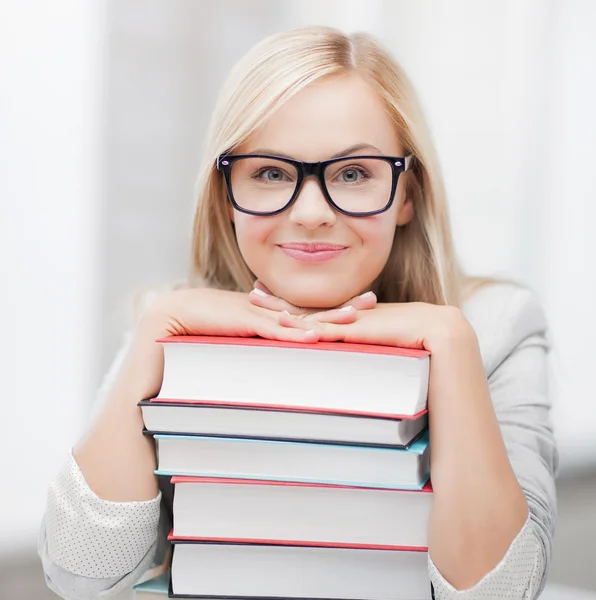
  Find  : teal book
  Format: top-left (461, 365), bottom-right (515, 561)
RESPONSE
top-left (153, 428), bottom-right (430, 490)
top-left (133, 571), bottom-right (169, 598)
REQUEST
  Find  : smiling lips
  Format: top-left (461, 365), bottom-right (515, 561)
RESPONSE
top-left (277, 242), bottom-right (348, 263)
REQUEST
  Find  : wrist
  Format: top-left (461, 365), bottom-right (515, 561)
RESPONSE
top-left (107, 322), bottom-right (167, 405)
top-left (116, 342), bottom-right (165, 404)
top-left (139, 285), bottom-right (213, 338)
top-left (122, 288), bottom-right (203, 401)
top-left (425, 305), bottom-right (477, 354)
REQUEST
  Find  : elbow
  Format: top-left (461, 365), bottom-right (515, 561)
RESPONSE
top-left (42, 573), bottom-right (113, 600)
top-left (39, 552), bottom-right (152, 600)
top-left (428, 519), bottom-right (549, 599)
top-left (38, 517), bottom-right (157, 600)
top-left (39, 556), bottom-right (122, 600)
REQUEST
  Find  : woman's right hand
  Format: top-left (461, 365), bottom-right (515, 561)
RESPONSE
top-left (138, 287), bottom-right (321, 345)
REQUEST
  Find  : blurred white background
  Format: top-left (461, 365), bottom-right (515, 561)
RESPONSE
top-left (5, 0), bottom-right (596, 596)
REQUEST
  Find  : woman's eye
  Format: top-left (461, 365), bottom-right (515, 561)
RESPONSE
top-left (337, 167), bottom-right (368, 183)
top-left (255, 168), bottom-right (288, 181)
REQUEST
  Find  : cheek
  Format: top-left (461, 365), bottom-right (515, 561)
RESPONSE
top-left (350, 213), bottom-right (397, 255)
top-left (233, 213), bottom-right (278, 267)
top-left (345, 213), bottom-right (397, 287)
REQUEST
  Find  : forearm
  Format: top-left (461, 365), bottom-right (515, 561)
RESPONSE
top-left (74, 327), bottom-right (164, 502)
top-left (426, 317), bottom-right (528, 590)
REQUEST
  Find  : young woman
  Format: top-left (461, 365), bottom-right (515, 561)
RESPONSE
top-left (39, 26), bottom-right (557, 600)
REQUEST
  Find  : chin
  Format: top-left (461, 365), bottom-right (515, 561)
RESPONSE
top-left (272, 282), bottom-right (356, 310)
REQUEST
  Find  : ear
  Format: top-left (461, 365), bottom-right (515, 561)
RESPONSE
top-left (396, 195), bottom-right (414, 226)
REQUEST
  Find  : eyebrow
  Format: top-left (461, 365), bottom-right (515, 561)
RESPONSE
top-left (246, 143), bottom-right (385, 160)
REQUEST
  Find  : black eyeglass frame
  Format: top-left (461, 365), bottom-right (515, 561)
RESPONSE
top-left (216, 153), bottom-right (412, 217)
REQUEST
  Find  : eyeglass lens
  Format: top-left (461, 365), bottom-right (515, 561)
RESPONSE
top-left (229, 156), bottom-right (394, 214)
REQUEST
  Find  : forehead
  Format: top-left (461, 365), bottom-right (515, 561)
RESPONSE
top-left (238, 72), bottom-right (403, 160)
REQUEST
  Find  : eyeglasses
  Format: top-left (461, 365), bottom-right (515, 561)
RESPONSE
top-left (216, 153), bottom-right (412, 217)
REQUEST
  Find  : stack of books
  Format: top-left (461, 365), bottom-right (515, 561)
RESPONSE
top-left (136, 336), bottom-right (433, 599)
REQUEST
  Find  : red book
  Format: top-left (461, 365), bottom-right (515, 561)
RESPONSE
top-left (153, 335), bottom-right (430, 418)
top-left (169, 476), bottom-right (432, 549)
top-left (140, 398), bottom-right (428, 448)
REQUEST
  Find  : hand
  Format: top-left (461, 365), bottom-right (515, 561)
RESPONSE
top-left (138, 287), bottom-right (321, 344)
top-left (248, 280), bottom-right (378, 325)
top-left (276, 301), bottom-right (474, 352)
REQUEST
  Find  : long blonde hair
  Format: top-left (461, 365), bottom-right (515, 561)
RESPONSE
top-left (190, 26), bottom-right (488, 307)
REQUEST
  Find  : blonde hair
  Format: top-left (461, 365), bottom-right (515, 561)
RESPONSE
top-left (189, 26), bottom-right (492, 307)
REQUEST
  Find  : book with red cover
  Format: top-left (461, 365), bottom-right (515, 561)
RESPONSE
top-left (153, 336), bottom-right (430, 418)
top-left (140, 399), bottom-right (428, 449)
top-left (167, 536), bottom-right (431, 599)
top-left (170, 476), bottom-right (432, 548)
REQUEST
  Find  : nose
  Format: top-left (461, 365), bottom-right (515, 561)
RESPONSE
top-left (287, 177), bottom-right (337, 229)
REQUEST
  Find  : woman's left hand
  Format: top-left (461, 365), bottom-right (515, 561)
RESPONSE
top-left (249, 282), bottom-right (473, 352)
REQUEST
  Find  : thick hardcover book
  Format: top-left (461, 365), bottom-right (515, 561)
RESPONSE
top-left (170, 476), bottom-right (433, 547)
top-left (168, 539), bottom-right (431, 600)
top-left (139, 399), bottom-right (428, 448)
top-left (154, 335), bottom-right (430, 417)
top-left (153, 429), bottom-right (430, 489)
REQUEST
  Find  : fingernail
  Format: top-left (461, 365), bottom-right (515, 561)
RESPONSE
top-left (251, 288), bottom-right (268, 297)
top-left (340, 305), bottom-right (354, 312)
top-left (282, 310), bottom-right (292, 317)
top-left (359, 291), bottom-right (374, 299)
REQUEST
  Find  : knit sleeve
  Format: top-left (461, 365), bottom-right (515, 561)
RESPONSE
top-left (428, 286), bottom-right (558, 599)
top-left (38, 452), bottom-right (166, 600)
top-left (429, 514), bottom-right (544, 599)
